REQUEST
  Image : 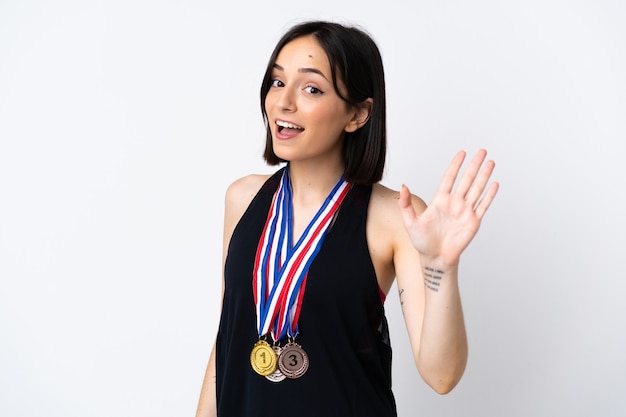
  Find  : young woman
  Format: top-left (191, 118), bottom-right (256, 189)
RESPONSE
top-left (196, 20), bottom-right (498, 417)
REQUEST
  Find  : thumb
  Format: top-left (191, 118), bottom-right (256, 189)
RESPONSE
top-left (398, 184), bottom-right (417, 226)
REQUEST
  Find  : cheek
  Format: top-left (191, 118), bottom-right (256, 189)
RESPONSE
top-left (264, 95), bottom-right (273, 112)
top-left (264, 90), bottom-right (280, 113)
top-left (308, 103), bottom-right (342, 123)
top-left (316, 105), bottom-right (352, 130)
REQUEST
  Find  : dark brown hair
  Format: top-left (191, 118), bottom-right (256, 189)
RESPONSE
top-left (260, 21), bottom-right (387, 184)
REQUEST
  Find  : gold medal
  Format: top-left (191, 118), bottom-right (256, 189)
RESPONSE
top-left (277, 341), bottom-right (309, 379)
top-left (250, 340), bottom-right (277, 376)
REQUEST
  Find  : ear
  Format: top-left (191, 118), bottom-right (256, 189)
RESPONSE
top-left (344, 98), bottom-right (373, 133)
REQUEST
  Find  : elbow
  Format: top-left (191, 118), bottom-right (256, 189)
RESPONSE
top-left (417, 357), bottom-right (466, 395)
top-left (429, 377), bottom-right (461, 395)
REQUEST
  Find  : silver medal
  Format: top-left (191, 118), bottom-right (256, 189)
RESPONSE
top-left (265, 345), bottom-right (286, 382)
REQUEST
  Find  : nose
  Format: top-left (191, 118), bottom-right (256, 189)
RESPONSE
top-left (276, 86), bottom-right (296, 112)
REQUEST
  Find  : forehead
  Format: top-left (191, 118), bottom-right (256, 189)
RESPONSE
top-left (274, 35), bottom-right (330, 72)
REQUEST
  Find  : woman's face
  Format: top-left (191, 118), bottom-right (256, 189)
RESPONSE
top-left (264, 35), bottom-right (359, 164)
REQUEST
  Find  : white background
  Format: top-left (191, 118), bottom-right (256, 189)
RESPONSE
top-left (1, 1), bottom-right (625, 416)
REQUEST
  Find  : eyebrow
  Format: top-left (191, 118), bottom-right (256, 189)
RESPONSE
top-left (272, 63), bottom-right (329, 81)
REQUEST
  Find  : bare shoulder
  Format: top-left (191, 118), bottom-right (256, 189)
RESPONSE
top-left (226, 174), bottom-right (271, 202)
top-left (369, 183), bottom-right (427, 220)
top-left (225, 174), bottom-right (272, 216)
top-left (220, 173), bottom-right (273, 259)
top-left (366, 183), bottom-right (427, 292)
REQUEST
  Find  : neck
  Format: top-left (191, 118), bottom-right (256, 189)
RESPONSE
top-left (287, 160), bottom-right (345, 205)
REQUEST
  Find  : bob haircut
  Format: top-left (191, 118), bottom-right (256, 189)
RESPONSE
top-left (260, 21), bottom-right (387, 185)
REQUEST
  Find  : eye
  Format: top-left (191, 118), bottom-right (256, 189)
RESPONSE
top-left (271, 79), bottom-right (284, 88)
top-left (304, 85), bottom-right (323, 95)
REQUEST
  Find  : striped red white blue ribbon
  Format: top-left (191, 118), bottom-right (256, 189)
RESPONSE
top-left (253, 167), bottom-right (352, 341)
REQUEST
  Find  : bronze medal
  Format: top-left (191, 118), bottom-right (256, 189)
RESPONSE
top-left (265, 345), bottom-right (286, 382)
top-left (250, 340), bottom-right (277, 376)
top-left (277, 342), bottom-right (309, 379)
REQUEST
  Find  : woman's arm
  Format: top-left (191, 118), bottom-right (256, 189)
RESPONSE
top-left (394, 242), bottom-right (468, 394)
top-left (195, 342), bottom-right (217, 417)
top-left (394, 149), bottom-right (498, 394)
top-left (195, 174), bottom-right (270, 417)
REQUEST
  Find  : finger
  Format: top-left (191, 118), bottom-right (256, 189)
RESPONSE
top-left (454, 149), bottom-right (487, 198)
top-left (475, 181), bottom-right (499, 219)
top-left (398, 184), bottom-right (417, 226)
top-left (437, 150), bottom-right (467, 195)
top-left (465, 159), bottom-right (495, 207)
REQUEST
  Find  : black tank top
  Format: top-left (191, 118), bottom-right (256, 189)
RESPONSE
top-left (216, 168), bottom-right (397, 416)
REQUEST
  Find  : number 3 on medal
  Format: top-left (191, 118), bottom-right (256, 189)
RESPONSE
top-left (288, 354), bottom-right (298, 367)
top-left (278, 343), bottom-right (309, 379)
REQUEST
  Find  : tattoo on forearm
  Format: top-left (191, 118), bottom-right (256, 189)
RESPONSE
top-left (399, 288), bottom-right (405, 307)
top-left (424, 266), bottom-right (444, 292)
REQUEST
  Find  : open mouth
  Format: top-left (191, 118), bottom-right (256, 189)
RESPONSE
top-left (276, 120), bottom-right (304, 134)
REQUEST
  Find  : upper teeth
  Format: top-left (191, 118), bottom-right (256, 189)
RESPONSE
top-left (276, 120), bottom-right (303, 130)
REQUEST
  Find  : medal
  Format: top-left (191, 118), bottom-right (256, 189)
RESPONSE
top-left (250, 339), bottom-right (277, 376)
top-left (265, 345), bottom-right (286, 382)
top-left (278, 341), bottom-right (309, 379)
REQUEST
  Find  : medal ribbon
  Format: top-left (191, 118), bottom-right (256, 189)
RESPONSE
top-left (253, 167), bottom-right (352, 341)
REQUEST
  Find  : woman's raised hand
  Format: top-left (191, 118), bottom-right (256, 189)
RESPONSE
top-left (398, 149), bottom-right (499, 267)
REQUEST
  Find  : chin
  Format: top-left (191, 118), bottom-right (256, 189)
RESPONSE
top-left (271, 145), bottom-right (295, 163)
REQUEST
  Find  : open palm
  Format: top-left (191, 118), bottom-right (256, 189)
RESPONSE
top-left (399, 149), bottom-right (499, 267)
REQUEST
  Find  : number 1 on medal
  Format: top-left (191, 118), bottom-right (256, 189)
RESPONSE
top-left (250, 340), bottom-right (277, 376)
